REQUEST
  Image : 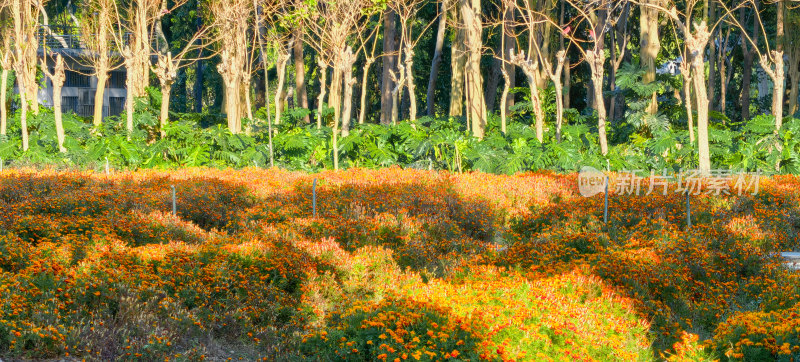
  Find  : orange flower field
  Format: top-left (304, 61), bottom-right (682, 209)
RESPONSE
top-left (0, 167), bottom-right (798, 361)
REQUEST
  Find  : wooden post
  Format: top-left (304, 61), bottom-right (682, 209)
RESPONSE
top-left (172, 185), bottom-right (177, 216)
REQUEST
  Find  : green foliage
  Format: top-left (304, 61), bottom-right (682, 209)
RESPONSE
top-left (1, 93), bottom-right (799, 175)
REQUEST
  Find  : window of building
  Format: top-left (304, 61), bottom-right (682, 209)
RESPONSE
top-left (64, 70), bottom-right (90, 88)
top-left (109, 71), bottom-right (126, 89)
top-left (61, 96), bottom-right (79, 114)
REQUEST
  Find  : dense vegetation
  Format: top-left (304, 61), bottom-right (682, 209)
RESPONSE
top-left (0, 168), bottom-right (797, 360)
top-left (0, 0), bottom-right (799, 174)
top-left (3, 94), bottom-right (800, 175)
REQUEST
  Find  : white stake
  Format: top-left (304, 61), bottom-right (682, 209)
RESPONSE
top-left (105, 157), bottom-right (109, 175)
top-left (312, 179), bottom-right (317, 217)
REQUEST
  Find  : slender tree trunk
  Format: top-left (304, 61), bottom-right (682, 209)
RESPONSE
top-left (93, 73), bottom-right (108, 126)
top-left (403, 45), bottom-right (417, 121)
top-left (461, 0), bottom-right (486, 138)
top-left (316, 61), bottom-right (328, 129)
top-left (330, 63), bottom-right (342, 170)
top-left (53, 83), bottom-right (65, 152)
top-left (294, 31), bottom-right (309, 122)
top-left (194, 60), bottom-right (204, 113)
top-left (0, 68), bottom-right (7, 136)
top-left (740, 7), bottom-right (756, 122)
top-left (426, 0), bottom-right (447, 117)
top-left (640, 0), bottom-right (660, 115)
top-left (359, 57), bottom-right (374, 125)
top-left (381, 9), bottom-right (398, 124)
top-left (18, 79), bottom-right (28, 151)
top-left (789, 47), bottom-right (800, 116)
top-left (500, 68), bottom-right (510, 134)
top-left (503, 8), bottom-right (516, 114)
top-left (341, 47), bottom-right (356, 136)
top-left (274, 52), bottom-right (289, 125)
top-left (706, 3), bottom-right (717, 111)
top-left (688, 24), bottom-right (712, 175)
top-left (679, 62), bottom-right (695, 145)
top-left (484, 41), bottom-right (502, 113)
top-left (450, 5), bottom-right (466, 118)
top-left (587, 49), bottom-right (608, 155)
top-left (160, 84), bottom-right (171, 136)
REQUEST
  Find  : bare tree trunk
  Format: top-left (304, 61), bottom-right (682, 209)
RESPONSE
top-left (341, 47), bottom-right (356, 136)
top-left (403, 45), bottom-right (417, 121)
top-left (381, 9), bottom-right (398, 124)
top-left (740, 7), bottom-right (756, 122)
top-left (426, 0), bottom-right (447, 117)
top-left (0, 68), bottom-right (6, 136)
top-left (44, 55), bottom-right (67, 152)
top-left (587, 49), bottom-right (608, 155)
top-left (688, 24), bottom-right (712, 175)
top-left (449, 5), bottom-right (466, 118)
top-left (484, 42), bottom-right (502, 113)
top-left (194, 59), bottom-right (204, 113)
top-left (160, 85), bottom-right (171, 134)
top-left (358, 57), bottom-right (374, 124)
top-left (789, 46), bottom-right (800, 116)
top-left (640, 0), bottom-right (659, 115)
top-left (330, 63), bottom-right (342, 170)
top-left (274, 50), bottom-right (290, 125)
top-left (93, 73), bottom-right (108, 126)
top-left (681, 63), bottom-right (695, 144)
top-left (461, 0), bottom-right (486, 138)
top-left (316, 60), bottom-right (328, 129)
top-left (503, 7), bottom-right (516, 114)
top-left (17, 77), bottom-right (28, 151)
top-left (500, 68), bottom-right (510, 134)
top-left (294, 30), bottom-right (310, 122)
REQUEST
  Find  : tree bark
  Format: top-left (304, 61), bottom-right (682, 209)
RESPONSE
top-left (461, 0), bottom-right (486, 138)
top-left (403, 44), bottom-right (417, 121)
top-left (789, 46), bottom-right (800, 116)
top-left (316, 60), bottom-right (328, 129)
top-left (381, 9), bottom-right (398, 125)
top-left (341, 47), bottom-right (357, 136)
top-left (740, 7), bottom-right (756, 122)
top-left (93, 73), bottom-right (108, 126)
top-left (640, 0), bottom-right (660, 115)
top-left (274, 49), bottom-right (290, 125)
top-left (44, 55), bottom-right (67, 152)
top-left (449, 5), bottom-right (466, 118)
top-left (588, 49), bottom-right (608, 155)
top-left (359, 57), bottom-right (374, 125)
top-left (294, 30), bottom-right (310, 122)
top-left (688, 23), bottom-right (712, 175)
top-left (0, 68), bottom-right (7, 136)
top-left (426, 0), bottom-right (448, 117)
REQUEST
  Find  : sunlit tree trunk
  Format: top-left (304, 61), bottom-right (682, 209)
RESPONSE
top-left (426, 0), bottom-right (447, 117)
top-left (688, 23), bottom-right (712, 174)
top-left (341, 47), bottom-right (357, 136)
top-left (359, 56), bottom-right (374, 124)
top-left (449, 5), bottom-right (466, 118)
top-left (461, 0), bottom-right (486, 138)
top-left (0, 66), bottom-right (7, 136)
top-left (294, 29), bottom-right (310, 122)
top-left (381, 9), bottom-right (398, 124)
top-left (640, 0), bottom-right (660, 115)
top-left (43, 55), bottom-right (67, 152)
top-left (587, 48), bottom-right (609, 155)
top-left (316, 59), bottom-right (328, 129)
top-left (274, 47), bottom-right (290, 125)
